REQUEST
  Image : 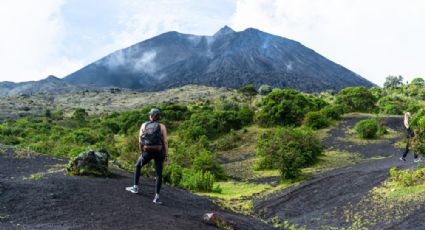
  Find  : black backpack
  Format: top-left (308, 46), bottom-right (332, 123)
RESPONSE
top-left (140, 122), bottom-right (163, 152)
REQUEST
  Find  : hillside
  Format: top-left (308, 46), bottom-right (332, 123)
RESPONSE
top-left (0, 146), bottom-right (272, 230)
top-left (0, 76), bottom-right (83, 98)
top-left (0, 85), bottom-right (238, 122)
top-left (64, 26), bottom-right (374, 92)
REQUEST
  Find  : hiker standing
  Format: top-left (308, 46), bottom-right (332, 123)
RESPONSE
top-left (126, 108), bottom-right (168, 204)
top-left (400, 112), bottom-right (421, 162)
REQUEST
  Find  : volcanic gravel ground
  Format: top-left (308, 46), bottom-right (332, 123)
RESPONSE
top-left (254, 115), bottom-right (423, 229)
top-left (0, 149), bottom-right (272, 230)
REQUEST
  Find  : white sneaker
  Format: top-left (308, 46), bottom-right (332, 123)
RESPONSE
top-left (413, 158), bottom-right (423, 163)
top-left (153, 197), bottom-right (163, 205)
top-left (125, 185), bottom-right (139, 194)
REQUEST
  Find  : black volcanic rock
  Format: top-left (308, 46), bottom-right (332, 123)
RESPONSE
top-left (64, 26), bottom-right (375, 92)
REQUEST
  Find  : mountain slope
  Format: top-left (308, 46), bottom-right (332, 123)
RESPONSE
top-left (64, 26), bottom-right (375, 92)
top-left (0, 75), bottom-right (83, 97)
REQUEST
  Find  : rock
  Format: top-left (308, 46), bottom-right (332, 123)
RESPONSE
top-left (202, 212), bottom-right (234, 229)
top-left (66, 150), bottom-right (110, 176)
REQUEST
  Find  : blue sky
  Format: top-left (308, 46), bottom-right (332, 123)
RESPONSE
top-left (0, 0), bottom-right (424, 86)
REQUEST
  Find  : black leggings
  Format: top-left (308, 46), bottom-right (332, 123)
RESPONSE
top-left (134, 151), bottom-right (165, 194)
top-left (402, 138), bottom-right (418, 159)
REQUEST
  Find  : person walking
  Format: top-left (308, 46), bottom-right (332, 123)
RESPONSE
top-left (126, 108), bottom-right (168, 205)
top-left (400, 112), bottom-right (421, 162)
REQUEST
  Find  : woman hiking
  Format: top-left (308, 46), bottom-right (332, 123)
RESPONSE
top-left (400, 112), bottom-right (422, 163)
top-left (126, 108), bottom-right (168, 205)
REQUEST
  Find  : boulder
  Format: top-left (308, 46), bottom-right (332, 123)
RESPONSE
top-left (67, 150), bottom-right (110, 176)
top-left (202, 212), bottom-right (234, 229)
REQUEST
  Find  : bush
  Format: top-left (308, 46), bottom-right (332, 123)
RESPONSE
top-left (72, 108), bottom-right (88, 123)
top-left (237, 104), bottom-right (254, 126)
top-left (412, 109), bottom-right (425, 156)
top-left (192, 149), bottom-right (225, 180)
top-left (355, 119), bottom-right (378, 139)
top-left (179, 169), bottom-right (216, 192)
top-left (258, 84), bottom-right (273, 95)
top-left (336, 86), bottom-right (377, 113)
top-left (238, 84), bottom-right (257, 96)
top-left (278, 143), bottom-right (305, 179)
top-left (256, 127), bottom-right (322, 172)
top-left (255, 89), bottom-right (323, 127)
top-left (215, 129), bottom-right (241, 151)
top-left (382, 104), bottom-right (403, 115)
top-left (304, 111), bottom-right (330, 129)
top-left (321, 105), bottom-right (343, 120)
top-left (163, 164), bottom-right (184, 186)
top-left (377, 95), bottom-right (407, 115)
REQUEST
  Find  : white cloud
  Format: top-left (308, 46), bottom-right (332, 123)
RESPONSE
top-left (0, 0), bottom-right (78, 82)
top-left (2, 0), bottom-right (424, 86)
top-left (230, 0), bottom-right (425, 85)
top-left (105, 0), bottom-right (235, 51)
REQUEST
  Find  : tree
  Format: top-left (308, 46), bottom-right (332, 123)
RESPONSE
top-left (255, 89), bottom-right (321, 127)
top-left (335, 87), bottom-right (377, 113)
top-left (258, 84), bottom-right (273, 95)
top-left (72, 108), bottom-right (88, 123)
top-left (238, 84), bottom-right (257, 96)
top-left (411, 77), bottom-right (424, 86)
top-left (383, 75), bottom-right (403, 89)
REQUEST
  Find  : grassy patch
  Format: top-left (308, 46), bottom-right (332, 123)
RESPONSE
top-left (335, 167), bottom-right (425, 229)
top-left (216, 125), bottom-right (266, 162)
top-left (197, 181), bottom-right (271, 214)
top-left (198, 181), bottom-right (295, 215)
top-left (47, 164), bottom-right (67, 173)
top-left (393, 139), bottom-right (407, 149)
top-left (23, 172), bottom-right (45, 180)
top-left (22, 164), bottom-right (67, 181)
top-left (303, 151), bottom-right (363, 175)
top-left (201, 181), bottom-right (272, 199)
top-left (338, 127), bottom-right (402, 145)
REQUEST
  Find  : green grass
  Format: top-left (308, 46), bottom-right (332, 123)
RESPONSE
top-left (393, 139), bottom-right (407, 149)
top-left (384, 184), bottom-right (425, 199)
top-left (197, 180), bottom-right (295, 215)
top-left (336, 167), bottom-right (425, 229)
top-left (303, 151), bottom-right (363, 175)
top-left (314, 120), bottom-right (340, 141)
top-left (338, 127), bottom-right (402, 145)
top-left (200, 181), bottom-right (272, 199)
top-left (22, 164), bottom-right (67, 181)
top-left (23, 172), bottom-right (45, 180)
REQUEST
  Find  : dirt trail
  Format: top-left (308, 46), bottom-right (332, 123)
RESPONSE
top-left (254, 115), bottom-right (421, 229)
top-left (0, 149), bottom-right (272, 230)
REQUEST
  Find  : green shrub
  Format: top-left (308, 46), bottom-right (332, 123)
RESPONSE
top-left (238, 84), bottom-right (257, 96)
top-left (321, 105), bottom-right (343, 120)
top-left (255, 89), bottom-right (324, 127)
top-left (237, 104), bottom-right (254, 126)
top-left (377, 95), bottom-right (407, 115)
top-left (215, 129), bottom-right (241, 151)
top-left (382, 104), bottom-right (403, 115)
top-left (412, 110), bottom-right (425, 156)
top-left (355, 119), bottom-right (378, 139)
top-left (258, 84), bottom-right (273, 95)
top-left (336, 86), bottom-right (377, 113)
top-left (179, 169), bottom-right (216, 192)
top-left (389, 167), bottom-right (425, 187)
top-left (277, 143), bottom-right (305, 179)
top-left (192, 149), bottom-right (225, 180)
top-left (72, 108), bottom-right (88, 123)
top-left (163, 164), bottom-right (184, 186)
top-left (256, 127), bottom-right (322, 172)
top-left (304, 111), bottom-right (330, 129)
